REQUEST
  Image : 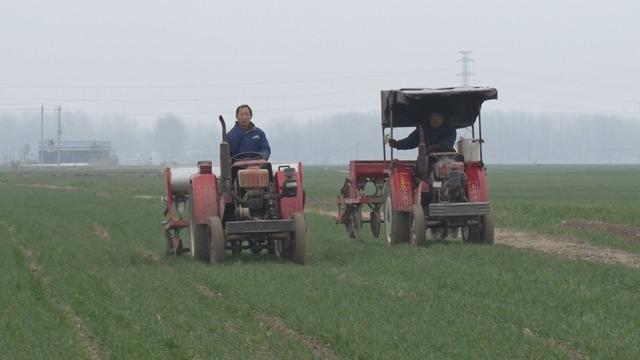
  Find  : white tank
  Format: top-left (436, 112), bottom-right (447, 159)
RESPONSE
top-left (168, 167), bottom-right (199, 194)
top-left (456, 138), bottom-right (482, 162)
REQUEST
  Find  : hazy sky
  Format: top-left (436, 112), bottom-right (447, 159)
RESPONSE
top-left (1, 0), bottom-right (638, 126)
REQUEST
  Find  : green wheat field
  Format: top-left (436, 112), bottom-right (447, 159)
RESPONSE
top-left (1, 165), bottom-right (639, 359)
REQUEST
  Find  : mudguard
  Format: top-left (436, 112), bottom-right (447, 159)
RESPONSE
top-left (389, 166), bottom-right (414, 212)
top-left (465, 162), bottom-right (489, 202)
top-left (275, 162), bottom-right (304, 219)
top-left (191, 173), bottom-right (220, 224)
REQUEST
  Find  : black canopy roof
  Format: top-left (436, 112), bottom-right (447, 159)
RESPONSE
top-left (380, 87), bottom-right (498, 128)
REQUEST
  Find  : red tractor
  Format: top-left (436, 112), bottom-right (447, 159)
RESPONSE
top-left (337, 87), bottom-right (497, 245)
top-left (162, 116), bottom-right (306, 264)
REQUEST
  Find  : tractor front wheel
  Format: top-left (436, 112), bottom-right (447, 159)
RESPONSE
top-left (383, 183), bottom-right (410, 245)
top-left (189, 196), bottom-right (210, 262)
top-left (208, 216), bottom-right (226, 264)
top-left (409, 205), bottom-right (426, 246)
top-left (287, 213), bottom-right (306, 265)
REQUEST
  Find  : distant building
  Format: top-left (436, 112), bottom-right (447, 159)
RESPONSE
top-left (38, 140), bottom-right (116, 165)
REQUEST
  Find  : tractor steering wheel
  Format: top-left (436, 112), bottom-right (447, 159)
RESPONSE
top-left (231, 152), bottom-right (265, 162)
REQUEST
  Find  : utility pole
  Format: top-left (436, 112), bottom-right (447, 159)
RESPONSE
top-left (40, 105), bottom-right (44, 164)
top-left (457, 50), bottom-right (474, 87)
top-left (57, 106), bottom-right (62, 166)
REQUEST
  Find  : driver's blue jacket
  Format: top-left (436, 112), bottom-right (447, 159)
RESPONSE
top-left (227, 121), bottom-right (271, 160)
top-left (394, 124), bottom-right (456, 150)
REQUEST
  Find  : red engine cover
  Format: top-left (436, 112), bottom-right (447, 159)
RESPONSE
top-left (238, 168), bottom-right (269, 188)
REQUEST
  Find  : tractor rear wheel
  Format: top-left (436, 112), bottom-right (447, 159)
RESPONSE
top-left (287, 213), bottom-right (306, 265)
top-left (370, 211), bottom-right (381, 238)
top-left (383, 183), bottom-right (410, 245)
top-left (481, 214), bottom-right (495, 244)
top-left (208, 216), bottom-right (226, 264)
top-left (409, 205), bottom-right (426, 246)
top-left (189, 196), bottom-right (210, 262)
top-left (462, 215), bottom-right (494, 244)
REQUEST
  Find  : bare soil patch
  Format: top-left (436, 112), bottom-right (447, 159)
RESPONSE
top-left (133, 195), bottom-right (155, 199)
top-left (137, 248), bottom-right (165, 266)
top-left (561, 219), bottom-right (640, 243)
top-left (194, 284), bottom-right (222, 299)
top-left (92, 224), bottom-right (111, 242)
top-left (24, 183), bottom-right (79, 191)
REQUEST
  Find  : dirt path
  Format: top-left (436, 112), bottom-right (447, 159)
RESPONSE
top-left (561, 219), bottom-right (640, 243)
top-left (495, 229), bottom-right (640, 268)
top-left (307, 209), bottom-right (640, 269)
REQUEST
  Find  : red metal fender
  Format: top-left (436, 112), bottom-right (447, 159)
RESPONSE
top-left (191, 173), bottom-right (220, 225)
top-left (276, 162), bottom-right (304, 219)
top-left (389, 166), bottom-right (414, 212)
top-left (466, 161), bottom-right (489, 202)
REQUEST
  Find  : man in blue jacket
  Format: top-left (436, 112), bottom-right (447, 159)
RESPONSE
top-left (227, 104), bottom-right (271, 161)
top-left (387, 112), bottom-right (456, 152)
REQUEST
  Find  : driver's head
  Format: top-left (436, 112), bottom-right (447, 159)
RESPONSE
top-left (235, 104), bottom-right (253, 129)
top-left (429, 112), bottom-right (444, 128)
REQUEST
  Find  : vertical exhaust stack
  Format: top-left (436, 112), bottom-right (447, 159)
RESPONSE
top-left (218, 115), bottom-right (232, 193)
top-left (417, 124), bottom-right (427, 178)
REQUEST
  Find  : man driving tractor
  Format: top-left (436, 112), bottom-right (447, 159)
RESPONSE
top-left (386, 111), bottom-right (456, 152)
top-left (227, 104), bottom-right (271, 160)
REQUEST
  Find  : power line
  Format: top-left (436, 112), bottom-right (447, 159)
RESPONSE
top-left (0, 68), bottom-right (451, 89)
top-left (0, 89), bottom-right (378, 104)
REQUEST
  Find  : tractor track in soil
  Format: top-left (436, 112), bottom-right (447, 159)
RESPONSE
top-left (307, 209), bottom-right (640, 269)
top-left (3, 222), bottom-right (105, 360)
top-left (139, 250), bottom-right (340, 359)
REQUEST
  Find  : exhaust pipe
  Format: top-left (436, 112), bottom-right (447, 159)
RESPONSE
top-left (417, 124), bottom-right (427, 178)
top-left (218, 115), bottom-right (232, 193)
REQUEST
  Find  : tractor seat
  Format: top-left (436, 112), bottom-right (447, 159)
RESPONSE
top-left (237, 167), bottom-right (270, 188)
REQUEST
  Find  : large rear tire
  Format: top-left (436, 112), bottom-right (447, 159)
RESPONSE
top-left (189, 194), bottom-right (210, 262)
top-left (409, 205), bottom-right (426, 246)
top-left (208, 216), bottom-right (226, 264)
top-left (383, 182), bottom-right (410, 245)
top-left (481, 214), bottom-right (495, 244)
top-left (288, 213), bottom-right (306, 265)
top-left (462, 214), bottom-right (494, 245)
